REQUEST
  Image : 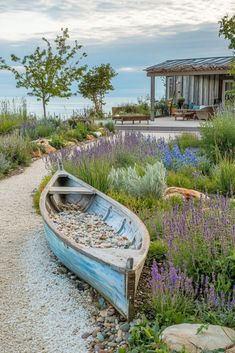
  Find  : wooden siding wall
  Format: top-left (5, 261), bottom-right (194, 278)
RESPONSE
top-left (166, 74), bottom-right (225, 105)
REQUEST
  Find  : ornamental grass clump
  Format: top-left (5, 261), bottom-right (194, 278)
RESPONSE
top-left (151, 261), bottom-right (195, 325)
top-left (0, 131), bottom-right (32, 166)
top-left (0, 152), bottom-right (11, 176)
top-left (162, 197), bottom-right (235, 292)
top-left (200, 112), bottom-right (235, 162)
top-left (213, 159), bottom-right (235, 196)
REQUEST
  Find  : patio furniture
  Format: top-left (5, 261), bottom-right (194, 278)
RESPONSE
top-left (174, 106), bottom-right (216, 121)
top-left (173, 109), bottom-right (196, 121)
top-left (194, 106), bottom-right (215, 120)
top-left (112, 115), bottom-right (150, 124)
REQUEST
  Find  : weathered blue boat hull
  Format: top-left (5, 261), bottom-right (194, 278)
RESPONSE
top-left (40, 169), bottom-right (149, 319)
top-left (44, 223), bottom-right (130, 316)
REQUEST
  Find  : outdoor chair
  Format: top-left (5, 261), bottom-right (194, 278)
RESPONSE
top-left (194, 106), bottom-right (215, 120)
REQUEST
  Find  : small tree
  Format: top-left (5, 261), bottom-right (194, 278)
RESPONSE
top-left (0, 28), bottom-right (86, 118)
top-left (219, 15), bottom-right (235, 98)
top-left (79, 64), bottom-right (117, 117)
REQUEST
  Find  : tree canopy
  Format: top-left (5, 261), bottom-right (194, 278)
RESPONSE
top-left (219, 15), bottom-right (235, 52)
top-left (79, 64), bottom-right (117, 117)
top-left (0, 28), bottom-right (87, 117)
top-left (219, 15), bottom-right (235, 99)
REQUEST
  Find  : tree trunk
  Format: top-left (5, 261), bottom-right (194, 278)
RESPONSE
top-left (42, 98), bottom-right (47, 118)
top-left (93, 97), bottom-right (99, 117)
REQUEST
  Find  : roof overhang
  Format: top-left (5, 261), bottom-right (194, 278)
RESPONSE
top-left (146, 69), bottom-right (231, 77)
top-left (145, 56), bottom-right (234, 77)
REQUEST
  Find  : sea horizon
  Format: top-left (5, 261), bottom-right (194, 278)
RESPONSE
top-left (0, 95), bottom-right (145, 118)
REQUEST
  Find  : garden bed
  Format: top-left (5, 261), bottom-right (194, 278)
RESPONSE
top-left (0, 99), bottom-right (115, 179)
top-left (36, 110), bottom-right (235, 353)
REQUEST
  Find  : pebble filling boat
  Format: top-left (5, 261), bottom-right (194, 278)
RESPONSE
top-left (40, 168), bottom-right (150, 319)
top-left (51, 204), bottom-right (133, 249)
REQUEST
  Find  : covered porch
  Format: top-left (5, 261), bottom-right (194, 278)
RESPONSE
top-left (146, 56), bottom-right (234, 119)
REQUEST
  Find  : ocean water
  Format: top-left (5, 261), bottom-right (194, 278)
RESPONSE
top-left (0, 96), bottom-right (139, 118)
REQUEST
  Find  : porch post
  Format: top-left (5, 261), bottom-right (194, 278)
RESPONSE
top-left (150, 75), bottom-right (155, 121)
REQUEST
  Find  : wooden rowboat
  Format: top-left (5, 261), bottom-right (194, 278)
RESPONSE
top-left (40, 168), bottom-right (150, 320)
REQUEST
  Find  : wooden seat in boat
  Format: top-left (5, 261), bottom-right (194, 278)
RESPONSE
top-left (48, 186), bottom-right (95, 195)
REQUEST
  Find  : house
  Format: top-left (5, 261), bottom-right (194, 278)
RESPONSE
top-left (145, 56), bottom-right (234, 119)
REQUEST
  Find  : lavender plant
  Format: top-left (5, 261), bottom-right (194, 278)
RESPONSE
top-left (150, 261), bottom-right (235, 327)
top-left (196, 278), bottom-right (235, 327)
top-left (162, 197), bottom-right (235, 291)
top-left (151, 261), bottom-right (195, 325)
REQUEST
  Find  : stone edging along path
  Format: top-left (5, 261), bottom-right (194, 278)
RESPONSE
top-left (0, 159), bottom-right (96, 353)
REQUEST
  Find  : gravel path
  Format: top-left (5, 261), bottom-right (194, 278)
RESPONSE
top-left (0, 159), bottom-right (95, 353)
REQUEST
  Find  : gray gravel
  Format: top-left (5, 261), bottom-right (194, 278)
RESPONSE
top-left (0, 159), bottom-right (95, 353)
top-left (52, 204), bottom-right (131, 248)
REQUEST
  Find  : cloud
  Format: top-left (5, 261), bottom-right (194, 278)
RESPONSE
top-left (117, 66), bottom-right (143, 73)
top-left (0, 0), bottom-right (233, 44)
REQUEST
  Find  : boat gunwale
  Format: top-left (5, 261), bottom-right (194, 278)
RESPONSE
top-left (40, 170), bottom-right (150, 274)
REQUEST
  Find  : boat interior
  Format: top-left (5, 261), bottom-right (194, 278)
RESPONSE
top-left (45, 173), bottom-right (144, 253)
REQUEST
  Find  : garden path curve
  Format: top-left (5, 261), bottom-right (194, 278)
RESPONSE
top-left (0, 159), bottom-right (94, 353)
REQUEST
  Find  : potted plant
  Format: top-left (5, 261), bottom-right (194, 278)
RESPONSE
top-left (168, 99), bottom-right (177, 115)
top-left (177, 97), bottom-right (185, 109)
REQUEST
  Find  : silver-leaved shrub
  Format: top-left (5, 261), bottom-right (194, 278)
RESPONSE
top-left (0, 152), bottom-right (11, 176)
top-left (108, 161), bottom-right (166, 198)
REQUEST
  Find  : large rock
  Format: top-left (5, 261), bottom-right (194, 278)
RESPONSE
top-left (34, 139), bottom-right (57, 154)
top-left (86, 134), bottom-right (96, 141)
top-left (161, 324), bottom-right (235, 353)
top-left (164, 187), bottom-right (208, 201)
top-left (32, 149), bottom-right (42, 158)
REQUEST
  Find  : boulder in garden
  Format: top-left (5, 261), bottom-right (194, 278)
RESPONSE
top-left (164, 187), bottom-right (208, 201)
top-left (34, 138), bottom-right (57, 154)
top-left (161, 324), bottom-right (235, 353)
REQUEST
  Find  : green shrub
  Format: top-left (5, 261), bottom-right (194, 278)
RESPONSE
top-left (33, 175), bottom-right (52, 213)
top-left (34, 123), bottom-right (56, 138)
top-left (200, 114), bottom-right (235, 162)
top-left (0, 132), bottom-right (32, 166)
top-left (167, 167), bottom-right (218, 194)
top-left (104, 121), bottom-right (115, 133)
top-left (50, 134), bottom-right (66, 149)
top-left (64, 129), bottom-right (83, 142)
top-left (146, 240), bottom-right (168, 265)
top-left (108, 162), bottom-right (166, 198)
top-left (196, 301), bottom-right (235, 328)
top-left (0, 98), bottom-right (28, 135)
top-left (167, 170), bottom-right (194, 189)
top-left (117, 97), bottom-right (150, 115)
top-left (0, 117), bottom-right (20, 134)
top-left (107, 191), bottom-right (158, 214)
top-left (0, 153), bottom-right (11, 176)
top-left (120, 317), bottom-right (175, 353)
top-left (75, 122), bottom-right (88, 138)
top-left (113, 150), bottom-right (136, 168)
top-left (173, 133), bottom-right (201, 151)
top-left (213, 159), bottom-right (235, 196)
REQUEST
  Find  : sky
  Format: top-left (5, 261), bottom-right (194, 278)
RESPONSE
top-left (0, 0), bottom-right (234, 115)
